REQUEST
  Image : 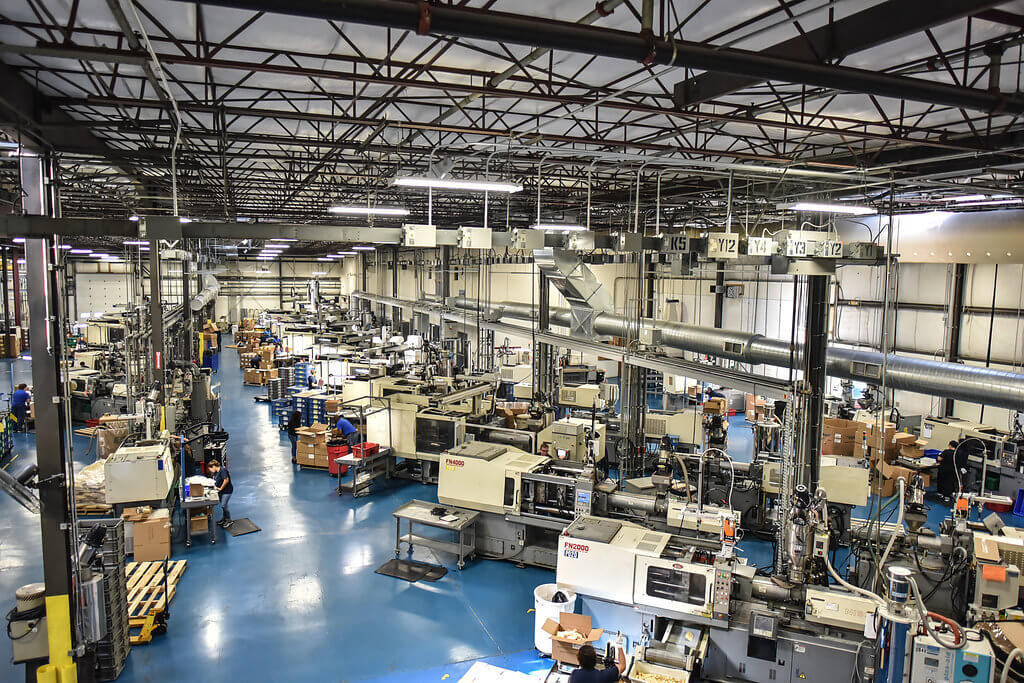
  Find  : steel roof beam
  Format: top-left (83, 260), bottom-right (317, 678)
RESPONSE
top-left (674, 0), bottom-right (1006, 107)
top-left (168, 0), bottom-right (1024, 113)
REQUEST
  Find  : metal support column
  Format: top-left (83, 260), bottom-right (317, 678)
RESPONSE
top-left (713, 262), bottom-right (725, 329)
top-left (12, 251), bottom-right (22, 328)
top-left (392, 246), bottom-right (400, 325)
top-left (148, 235), bottom-right (164, 398)
top-left (182, 253), bottom-right (193, 364)
top-left (534, 270), bottom-right (556, 401)
top-left (944, 263), bottom-right (966, 417)
top-left (25, 150), bottom-right (80, 681)
top-left (1, 247), bottom-right (10, 334)
top-left (801, 275), bottom-right (829, 492)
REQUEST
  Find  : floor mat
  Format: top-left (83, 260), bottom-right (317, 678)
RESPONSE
top-left (376, 558), bottom-right (444, 582)
top-left (225, 518), bottom-right (260, 536)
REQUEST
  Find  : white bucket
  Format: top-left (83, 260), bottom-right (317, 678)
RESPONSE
top-left (533, 583), bottom-right (578, 655)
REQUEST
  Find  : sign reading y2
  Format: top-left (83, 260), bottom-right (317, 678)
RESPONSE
top-left (819, 240), bottom-right (843, 258)
top-left (707, 232), bottom-right (739, 259)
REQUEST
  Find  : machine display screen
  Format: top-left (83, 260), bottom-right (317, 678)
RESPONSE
top-left (416, 418), bottom-right (456, 455)
top-left (645, 566), bottom-right (707, 606)
top-left (924, 657), bottom-right (939, 667)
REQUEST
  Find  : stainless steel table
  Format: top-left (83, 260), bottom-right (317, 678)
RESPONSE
top-left (182, 489), bottom-right (219, 547)
top-left (393, 499), bottom-right (479, 569)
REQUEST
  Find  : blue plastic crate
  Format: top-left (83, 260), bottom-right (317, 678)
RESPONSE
top-left (1014, 489), bottom-right (1024, 517)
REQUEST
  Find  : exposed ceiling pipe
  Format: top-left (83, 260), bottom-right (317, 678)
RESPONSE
top-left (353, 291), bottom-right (1024, 411)
top-left (172, 0), bottom-right (1024, 114)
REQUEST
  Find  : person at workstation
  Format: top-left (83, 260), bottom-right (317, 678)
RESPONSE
top-left (11, 383), bottom-right (31, 432)
top-left (334, 415), bottom-right (360, 447)
top-left (936, 440), bottom-right (969, 503)
top-left (570, 644), bottom-right (626, 682)
top-left (707, 386), bottom-right (725, 399)
top-left (249, 354), bottom-right (261, 369)
top-left (208, 459), bottom-right (234, 529)
top-left (307, 370), bottom-right (319, 388)
top-left (286, 410), bottom-right (302, 464)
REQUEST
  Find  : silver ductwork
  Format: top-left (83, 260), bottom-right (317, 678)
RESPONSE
top-left (354, 292), bottom-right (1024, 411)
top-left (190, 274), bottom-right (220, 312)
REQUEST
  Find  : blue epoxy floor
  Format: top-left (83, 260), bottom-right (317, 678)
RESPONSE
top-left (0, 348), bottom-right (1010, 682)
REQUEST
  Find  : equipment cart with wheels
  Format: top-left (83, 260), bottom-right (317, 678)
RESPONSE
top-left (392, 499), bottom-right (479, 570)
top-left (182, 489), bottom-right (219, 547)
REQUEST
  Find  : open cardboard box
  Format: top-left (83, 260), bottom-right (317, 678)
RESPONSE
top-left (541, 613), bottom-right (603, 665)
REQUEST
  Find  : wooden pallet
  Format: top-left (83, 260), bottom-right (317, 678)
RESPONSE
top-left (76, 503), bottom-right (113, 515)
top-left (74, 427), bottom-right (98, 437)
top-left (125, 560), bottom-right (187, 627)
top-left (296, 462), bottom-right (332, 472)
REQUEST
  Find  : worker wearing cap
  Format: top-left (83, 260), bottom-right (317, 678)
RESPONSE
top-left (334, 416), bottom-right (360, 447)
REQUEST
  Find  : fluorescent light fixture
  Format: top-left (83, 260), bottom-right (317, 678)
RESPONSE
top-left (336, 251), bottom-right (357, 255)
top-left (268, 238), bottom-right (297, 242)
top-left (256, 256), bottom-right (275, 260)
top-left (178, 217), bottom-right (192, 224)
top-left (954, 198), bottom-right (1024, 207)
top-left (352, 245), bottom-right (376, 251)
top-left (129, 215), bottom-right (140, 222)
top-left (317, 257), bottom-right (331, 261)
top-left (311, 271), bottom-right (327, 276)
top-left (532, 223), bottom-right (586, 232)
top-left (12, 237), bottom-right (25, 243)
top-left (69, 249), bottom-right (91, 254)
top-left (329, 206), bottom-right (409, 216)
top-left (58, 244), bottom-right (72, 250)
top-left (950, 194), bottom-right (987, 203)
top-left (392, 176), bottom-right (523, 193)
top-left (124, 240), bottom-right (148, 246)
top-left (781, 202), bottom-right (875, 215)
top-left (16, 259), bottom-right (24, 264)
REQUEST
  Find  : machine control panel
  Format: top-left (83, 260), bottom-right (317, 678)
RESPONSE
top-left (910, 633), bottom-right (992, 683)
top-left (574, 479), bottom-right (594, 517)
top-left (712, 558), bottom-right (732, 620)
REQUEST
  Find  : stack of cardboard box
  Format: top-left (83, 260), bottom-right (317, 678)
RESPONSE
top-left (129, 508), bottom-right (171, 561)
top-left (296, 423), bottom-right (330, 468)
top-left (744, 394), bottom-right (771, 421)
top-left (703, 397), bottom-right (728, 416)
top-left (820, 417), bottom-right (928, 496)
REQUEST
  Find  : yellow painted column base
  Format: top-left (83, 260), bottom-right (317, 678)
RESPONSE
top-left (42, 595), bottom-right (77, 683)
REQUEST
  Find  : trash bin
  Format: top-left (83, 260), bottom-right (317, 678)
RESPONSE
top-left (534, 583), bottom-right (577, 655)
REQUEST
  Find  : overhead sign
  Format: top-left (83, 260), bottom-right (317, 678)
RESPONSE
top-left (707, 232), bottom-right (739, 259)
top-left (746, 236), bottom-right (775, 256)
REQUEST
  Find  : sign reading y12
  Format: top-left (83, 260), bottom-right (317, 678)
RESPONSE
top-left (707, 232), bottom-right (739, 259)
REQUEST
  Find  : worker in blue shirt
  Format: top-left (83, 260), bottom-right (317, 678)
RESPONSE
top-left (334, 416), bottom-right (360, 447)
top-left (11, 383), bottom-right (31, 432)
top-left (569, 644), bottom-right (625, 682)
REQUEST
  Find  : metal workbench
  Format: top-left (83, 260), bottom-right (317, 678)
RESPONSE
top-left (336, 446), bottom-right (392, 497)
top-left (182, 489), bottom-right (219, 547)
top-left (393, 499), bottom-right (479, 569)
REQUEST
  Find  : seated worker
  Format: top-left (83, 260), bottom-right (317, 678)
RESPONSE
top-left (334, 415), bottom-right (360, 447)
top-left (570, 644), bottom-right (626, 683)
top-left (11, 383), bottom-right (31, 432)
top-left (936, 440), bottom-right (967, 502)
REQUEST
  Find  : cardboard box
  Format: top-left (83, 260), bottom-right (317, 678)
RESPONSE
top-left (190, 513), bottom-right (210, 534)
top-left (133, 508), bottom-right (171, 561)
top-left (703, 397), bottom-right (728, 416)
top-left (541, 613), bottom-right (604, 665)
top-left (188, 483), bottom-right (205, 497)
top-left (260, 359), bottom-right (275, 370)
top-left (325, 399), bottom-right (341, 413)
top-left (244, 368), bottom-right (262, 385)
top-left (259, 368), bottom-right (278, 381)
top-left (297, 423), bottom-right (329, 443)
top-left (871, 475), bottom-right (896, 498)
top-left (822, 418), bottom-right (860, 457)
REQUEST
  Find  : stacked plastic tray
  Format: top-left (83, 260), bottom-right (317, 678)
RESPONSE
top-left (267, 378), bottom-right (287, 400)
top-left (78, 519), bottom-right (130, 681)
top-left (293, 362), bottom-right (312, 387)
top-left (309, 395), bottom-right (328, 425)
top-left (277, 366), bottom-right (294, 387)
top-left (271, 398), bottom-right (292, 428)
top-left (293, 393), bottom-right (311, 426)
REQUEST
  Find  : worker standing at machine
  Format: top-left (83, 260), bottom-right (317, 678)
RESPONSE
top-left (11, 383), bottom-right (31, 432)
top-left (936, 439), bottom-right (966, 502)
top-left (570, 644), bottom-right (626, 682)
top-left (209, 459), bottom-right (233, 529)
top-left (334, 415), bottom-right (360, 447)
top-left (286, 410), bottom-right (301, 464)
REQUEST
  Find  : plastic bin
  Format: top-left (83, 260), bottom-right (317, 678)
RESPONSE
top-left (1013, 489), bottom-right (1024, 517)
top-left (533, 583), bottom-right (577, 655)
top-left (327, 444), bottom-right (349, 475)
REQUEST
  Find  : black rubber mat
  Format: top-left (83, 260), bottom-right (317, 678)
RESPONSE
top-left (376, 558), bottom-right (430, 582)
top-left (225, 518), bottom-right (261, 536)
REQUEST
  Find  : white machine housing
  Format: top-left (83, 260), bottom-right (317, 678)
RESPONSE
top-left (437, 442), bottom-right (546, 514)
top-left (103, 440), bottom-right (175, 504)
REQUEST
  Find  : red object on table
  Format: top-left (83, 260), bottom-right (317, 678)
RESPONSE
top-left (327, 444), bottom-right (349, 475)
top-left (352, 442), bottom-right (379, 458)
